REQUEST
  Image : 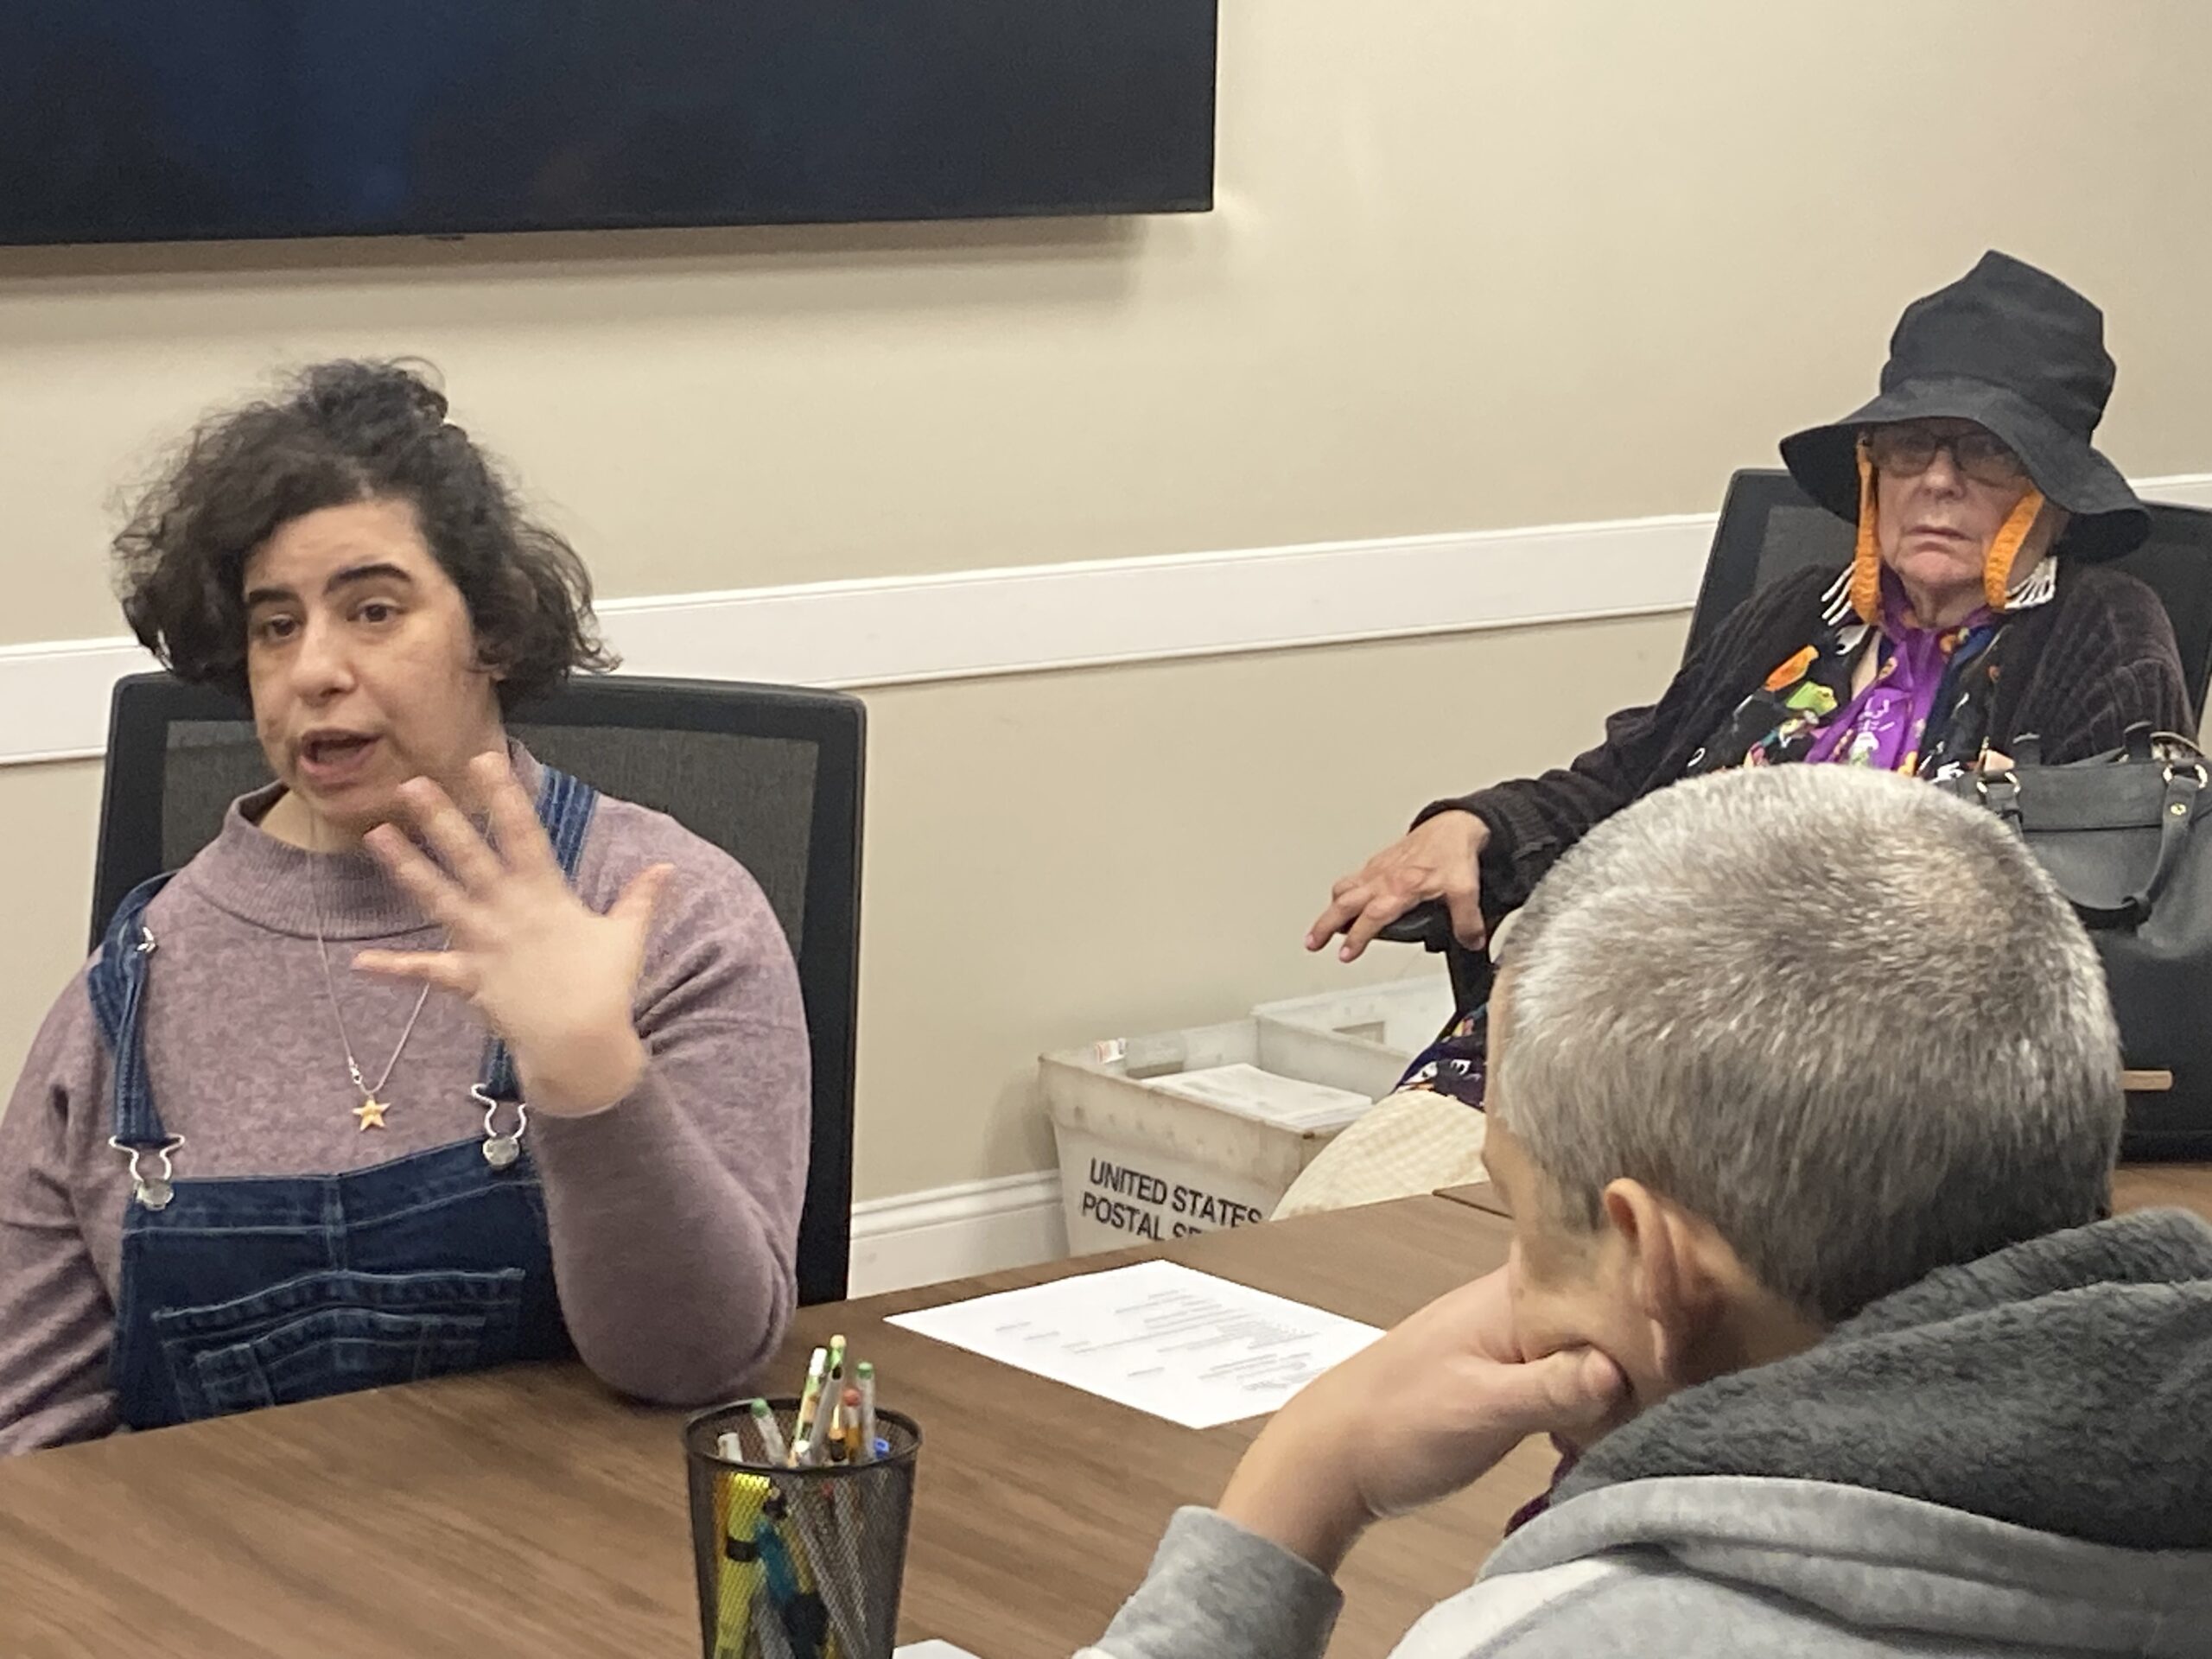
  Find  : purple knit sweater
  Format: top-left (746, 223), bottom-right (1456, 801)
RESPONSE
top-left (0, 748), bottom-right (810, 1454)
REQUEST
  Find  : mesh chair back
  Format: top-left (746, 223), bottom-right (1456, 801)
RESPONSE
top-left (2112, 511), bottom-right (2212, 721)
top-left (92, 671), bottom-right (865, 1305)
top-left (1681, 470), bottom-right (1853, 662)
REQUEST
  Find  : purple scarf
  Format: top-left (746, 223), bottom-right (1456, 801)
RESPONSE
top-left (1804, 587), bottom-right (1993, 774)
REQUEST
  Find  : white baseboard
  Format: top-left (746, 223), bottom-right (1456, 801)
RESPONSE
top-left (9, 471), bottom-right (2209, 771)
top-left (846, 1169), bottom-right (1066, 1298)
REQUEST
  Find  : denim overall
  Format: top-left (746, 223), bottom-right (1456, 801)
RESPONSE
top-left (89, 766), bottom-right (600, 1431)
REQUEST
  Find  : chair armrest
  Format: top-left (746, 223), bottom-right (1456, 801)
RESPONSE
top-left (1375, 900), bottom-right (1455, 953)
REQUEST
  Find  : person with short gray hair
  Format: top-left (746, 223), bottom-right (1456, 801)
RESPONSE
top-left (1087, 766), bottom-right (2212, 1659)
top-left (1498, 763), bottom-right (2121, 1323)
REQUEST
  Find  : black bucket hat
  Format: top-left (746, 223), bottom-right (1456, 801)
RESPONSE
top-left (1779, 251), bottom-right (2148, 562)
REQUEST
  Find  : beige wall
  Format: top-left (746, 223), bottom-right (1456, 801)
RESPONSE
top-left (3, 2), bottom-right (2211, 1193)
top-left (9, 1), bottom-right (2212, 645)
top-left (854, 617), bottom-right (1685, 1188)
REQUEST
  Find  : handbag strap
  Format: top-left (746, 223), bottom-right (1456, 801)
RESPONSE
top-left (2069, 760), bottom-right (2207, 930)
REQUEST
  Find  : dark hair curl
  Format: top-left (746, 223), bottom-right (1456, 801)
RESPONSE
top-left (114, 359), bottom-right (614, 710)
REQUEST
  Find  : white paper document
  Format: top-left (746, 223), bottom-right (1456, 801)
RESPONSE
top-left (894, 1644), bottom-right (983, 1659)
top-left (887, 1260), bottom-right (1382, 1428)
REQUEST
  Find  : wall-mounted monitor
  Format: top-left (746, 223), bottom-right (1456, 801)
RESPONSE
top-left (0, 3), bottom-right (1218, 245)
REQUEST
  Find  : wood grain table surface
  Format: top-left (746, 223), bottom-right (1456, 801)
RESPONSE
top-left (0, 1195), bottom-right (1535, 1659)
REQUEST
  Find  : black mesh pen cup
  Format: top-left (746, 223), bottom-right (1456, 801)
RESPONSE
top-left (683, 1398), bottom-right (923, 1659)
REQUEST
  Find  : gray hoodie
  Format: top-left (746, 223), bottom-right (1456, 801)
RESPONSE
top-left (1085, 1210), bottom-right (2212, 1658)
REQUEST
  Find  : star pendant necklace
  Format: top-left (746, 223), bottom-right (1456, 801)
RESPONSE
top-left (309, 814), bottom-right (446, 1132)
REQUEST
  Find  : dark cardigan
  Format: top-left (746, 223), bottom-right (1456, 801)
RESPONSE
top-left (1429, 559), bottom-right (2194, 925)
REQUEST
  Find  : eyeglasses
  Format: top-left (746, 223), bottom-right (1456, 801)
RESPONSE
top-left (1864, 423), bottom-right (2029, 489)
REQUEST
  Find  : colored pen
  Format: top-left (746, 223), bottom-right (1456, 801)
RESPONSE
top-left (839, 1387), bottom-right (863, 1463)
top-left (755, 1509), bottom-right (830, 1659)
top-left (754, 1513), bottom-right (802, 1611)
top-left (810, 1334), bottom-right (848, 1452)
top-left (748, 1582), bottom-right (796, 1659)
top-left (749, 1396), bottom-right (790, 1466)
top-left (855, 1362), bottom-right (878, 1462)
top-left (793, 1482), bottom-right (869, 1656)
top-left (790, 1346), bottom-right (830, 1465)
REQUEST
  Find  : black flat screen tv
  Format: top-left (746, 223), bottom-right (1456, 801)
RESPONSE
top-left (0, 3), bottom-right (1217, 246)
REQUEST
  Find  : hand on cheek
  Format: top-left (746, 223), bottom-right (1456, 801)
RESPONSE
top-left (1216, 1268), bottom-right (1627, 1574)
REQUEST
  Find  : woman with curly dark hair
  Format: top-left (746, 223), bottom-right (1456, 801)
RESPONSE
top-left (0, 362), bottom-right (810, 1452)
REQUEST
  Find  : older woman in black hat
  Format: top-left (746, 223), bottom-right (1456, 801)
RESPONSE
top-left (1278, 251), bottom-right (2189, 1219)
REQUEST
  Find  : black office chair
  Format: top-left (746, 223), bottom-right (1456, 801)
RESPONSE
top-left (91, 671), bottom-right (865, 1306)
top-left (1379, 469), bottom-right (2212, 1001)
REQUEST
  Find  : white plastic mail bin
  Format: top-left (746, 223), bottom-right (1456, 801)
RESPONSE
top-left (1251, 976), bottom-right (1456, 1101)
top-left (1040, 1020), bottom-right (1378, 1255)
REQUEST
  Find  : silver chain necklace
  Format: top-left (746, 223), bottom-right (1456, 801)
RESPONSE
top-left (308, 816), bottom-right (443, 1132)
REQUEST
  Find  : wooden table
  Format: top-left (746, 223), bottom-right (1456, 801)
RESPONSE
top-left (1436, 1163), bottom-right (2212, 1224)
top-left (0, 1197), bottom-right (1538, 1659)
top-left (2107, 1163), bottom-right (2212, 1221)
